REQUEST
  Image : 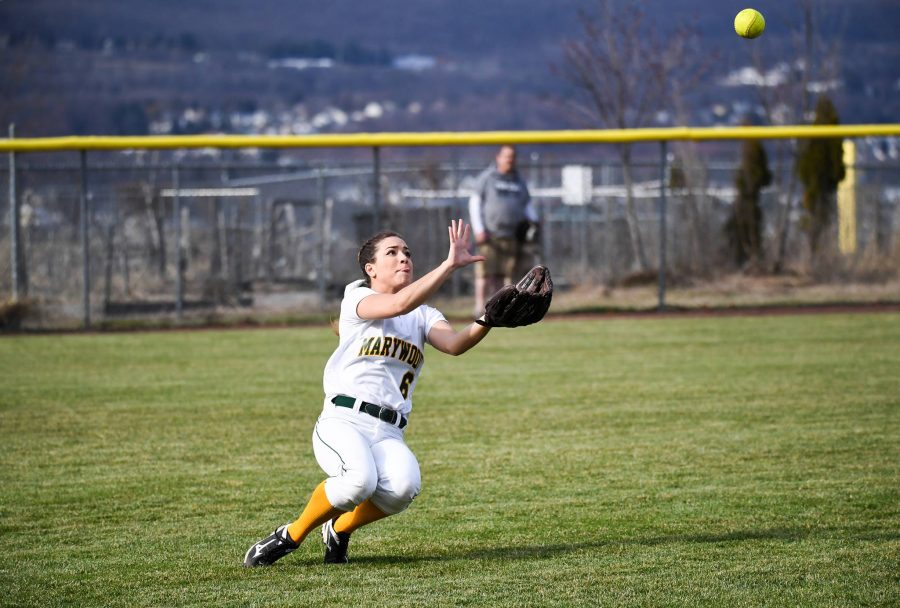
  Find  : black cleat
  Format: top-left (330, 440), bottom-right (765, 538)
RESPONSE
top-left (322, 518), bottom-right (350, 564)
top-left (243, 525), bottom-right (298, 567)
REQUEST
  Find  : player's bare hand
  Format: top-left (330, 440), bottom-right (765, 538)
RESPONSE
top-left (446, 219), bottom-right (485, 269)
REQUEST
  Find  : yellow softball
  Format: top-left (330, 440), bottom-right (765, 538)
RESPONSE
top-left (734, 8), bottom-right (766, 39)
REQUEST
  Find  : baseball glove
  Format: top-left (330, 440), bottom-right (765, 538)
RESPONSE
top-left (475, 265), bottom-right (553, 328)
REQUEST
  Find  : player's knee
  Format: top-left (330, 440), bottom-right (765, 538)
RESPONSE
top-left (372, 476), bottom-right (421, 515)
top-left (326, 470), bottom-right (378, 511)
top-left (346, 470), bottom-right (379, 505)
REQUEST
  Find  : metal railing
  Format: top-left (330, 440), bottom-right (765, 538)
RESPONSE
top-left (3, 125), bottom-right (900, 152)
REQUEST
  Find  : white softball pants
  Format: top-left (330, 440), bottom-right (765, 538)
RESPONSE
top-left (312, 404), bottom-right (421, 516)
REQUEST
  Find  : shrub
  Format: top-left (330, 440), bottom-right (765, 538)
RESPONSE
top-left (0, 298), bottom-right (32, 330)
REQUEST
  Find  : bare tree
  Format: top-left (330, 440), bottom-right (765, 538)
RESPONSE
top-left (663, 27), bottom-right (718, 276)
top-left (122, 150), bottom-right (168, 279)
top-left (559, 0), bottom-right (709, 275)
top-left (751, 0), bottom-right (845, 272)
top-left (116, 179), bottom-right (165, 283)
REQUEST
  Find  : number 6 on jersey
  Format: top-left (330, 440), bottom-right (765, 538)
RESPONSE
top-left (399, 371), bottom-right (415, 399)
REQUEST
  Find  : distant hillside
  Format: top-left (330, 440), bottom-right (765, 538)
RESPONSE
top-left (6, 0), bottom-right (899, 59)
top-left (2, 0), bottom-right (899, 138)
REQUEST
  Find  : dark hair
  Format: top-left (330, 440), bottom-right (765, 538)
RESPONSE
top-left (357, 231), bottom-right (402, 286)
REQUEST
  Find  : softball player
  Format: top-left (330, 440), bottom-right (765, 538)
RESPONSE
top-left (244, 219), bottom-right (491, 566)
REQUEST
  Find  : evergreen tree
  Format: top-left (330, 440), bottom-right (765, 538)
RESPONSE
top-left (795, 96), bottom-right (846, 255)
top-left (726, 137), bottom-right (772, 267)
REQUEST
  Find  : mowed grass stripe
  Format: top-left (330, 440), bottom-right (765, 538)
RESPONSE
top-left (1, 314), bottom-right (898, 607)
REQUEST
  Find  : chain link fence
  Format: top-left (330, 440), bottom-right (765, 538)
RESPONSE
top-left (1, 144), bottom-right (898, 328)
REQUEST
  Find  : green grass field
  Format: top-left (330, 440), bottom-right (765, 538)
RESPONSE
top-left (1, 313), bottom-right (898, 607)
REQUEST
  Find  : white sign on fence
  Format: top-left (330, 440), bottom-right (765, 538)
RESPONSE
top-left (561, 165), bottom-right (593, 205)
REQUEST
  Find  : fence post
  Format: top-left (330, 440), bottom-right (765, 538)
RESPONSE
top-left (372, 146), bottom-right (381, 231)
top-left (79, 150), bottom-right (91, 329)
top-left (544, 161), bottom-right (554, 275)
top-left (602, 163), bottom-right (615, 283)
top-left (535, 157), bottom-right (548, 270)
top-left (450, 153), bottom-right (461, 298)
top-left (657, 141), bottom-right (668, 312)
top-left (580, 202), bottom-right (590, 275)
top-left (173, 164), bottom-right (183, 319)
top-left (9, 123), bottom-right (25, 300)
top-left (316, 168), bottom-right (327, 309)
top-left (252, 193), bottom-right (263, 280)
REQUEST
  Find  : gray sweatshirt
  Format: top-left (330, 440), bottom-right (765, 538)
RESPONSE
top-left (468, 165), bottom-right (536, 239)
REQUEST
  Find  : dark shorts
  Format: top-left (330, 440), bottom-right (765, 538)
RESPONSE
top-left (476, 237), bottom-right (518, 280)
top-left (476, 238), bottom-right (541, 281)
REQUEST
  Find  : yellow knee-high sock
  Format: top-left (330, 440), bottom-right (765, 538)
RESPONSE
top-left (333, 499), bottom-right (389, 535)
top-left (286, 481), bottom-right (345, 543)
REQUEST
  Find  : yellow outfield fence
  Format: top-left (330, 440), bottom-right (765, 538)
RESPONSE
top-left (3, 123), bottom-right (899, 329)
top-left (1, 124), bottom-right (900, 152)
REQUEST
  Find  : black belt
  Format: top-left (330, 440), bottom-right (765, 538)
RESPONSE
top-left (331, 395), bottom-right (408, 429)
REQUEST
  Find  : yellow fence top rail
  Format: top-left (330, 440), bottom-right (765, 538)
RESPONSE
top-left (2, 124), bottom-right (899, 152)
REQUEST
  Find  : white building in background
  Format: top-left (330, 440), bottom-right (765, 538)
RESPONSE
top-left (393, 54), bottom-right (437, 71)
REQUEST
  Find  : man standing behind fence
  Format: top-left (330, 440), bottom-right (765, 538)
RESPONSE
top-left (468, 145), bottom-right (541, 316)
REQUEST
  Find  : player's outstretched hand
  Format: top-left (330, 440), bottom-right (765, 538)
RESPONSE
top-left (446, 219), bottom-right (485, 270)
